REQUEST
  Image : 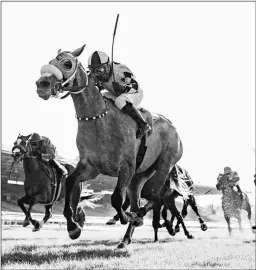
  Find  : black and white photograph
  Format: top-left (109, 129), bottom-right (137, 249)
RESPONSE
top-left (1, 1), bottom-right (255, 269)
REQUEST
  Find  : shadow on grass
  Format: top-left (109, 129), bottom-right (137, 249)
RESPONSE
top-left (1, 243), bottom-right (130, 266)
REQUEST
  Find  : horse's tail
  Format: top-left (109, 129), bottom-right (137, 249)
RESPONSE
top-left (168, 167), bottom-right (194, 199)
top-left (78, 192), bottom-right (105, 209)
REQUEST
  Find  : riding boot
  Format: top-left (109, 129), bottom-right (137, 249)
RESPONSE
top-left (49, 159), bottom-right (67, 177)
top-left (122, 102), bottom-right (151, 138)
top-left (236, 185), bottom-right (243, 199)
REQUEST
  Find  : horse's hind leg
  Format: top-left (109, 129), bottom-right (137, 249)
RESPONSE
top-left (245, 201), bottom-right (253, 230)
top-left (17, 195), bottom-right (31, 227)
top-left (163, 192), bottom-right (193, 239)
top-left (161, 205), bottom-right (168, 227)
top-left (188, 196), bottom-right (207, 231)
top-left (237, 214), bottom-right (243, 233)
top-left (39, 205), bottom-right (53, 229)
top-left (25, 199), bottom-right (40, 231)
top-left (225, 215), bottom-right (232, 237)
top-left (106, 194), bottom-right (130, 225)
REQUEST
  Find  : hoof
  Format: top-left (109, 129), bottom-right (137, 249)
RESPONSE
top-left (116, 242), bottom-right (127, 249)
top-left (76, 208), bottom-right (86, 228)
top-left (187, 234), bottom-right (194, 239)
top-left (69, 226), bottom-right (82, 240)
top-left (106, 219), bottom-right (117, 225)
top-left (133, 216), bottom-right (143, 227)
top-left (22, 220), bottom-right (30, 227)
top-left (175, 226), bottom-right (180, 233)
top-left (201, 223), bottom-right (207, 231)
top-left (165, 221), bottom-right (175, 236)
top-left (32, 220), bottom-right (40, 231)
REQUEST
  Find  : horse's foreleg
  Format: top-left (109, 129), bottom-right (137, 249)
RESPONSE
top-left (188, 196), bottom-right (207, 231)
top-left (161, 205), bottom-right (168, 227)
top-left (17, 195), bottom-right (30, 227)
top-left (63, 161), bottom-right (96, 240)
top-left (71, 181), bottom-right (85, 228)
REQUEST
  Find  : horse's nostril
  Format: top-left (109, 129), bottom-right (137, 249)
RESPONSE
top-left (39, 81), bottom-right (50, 88)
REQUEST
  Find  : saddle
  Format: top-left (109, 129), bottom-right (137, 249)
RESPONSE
top-left (44, 160), bottom-right (67, 205)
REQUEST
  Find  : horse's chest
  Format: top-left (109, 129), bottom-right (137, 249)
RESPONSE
top-left (222, 198), bottom-right (240, 216)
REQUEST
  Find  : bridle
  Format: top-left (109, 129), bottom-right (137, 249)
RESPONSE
top-left (12, 135), bottom-right (30, 161)
top-left (51, 52), bottom-right (88, 98)
top-left (44, 51), bottom-right (109, 121)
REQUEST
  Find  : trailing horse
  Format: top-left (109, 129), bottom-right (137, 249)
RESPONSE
top-left (107, 164), bottom-right (204, 243)
top-left (35, 45), bottom-right (191, 248)
top-left (160, 165), bottom-right (207, 235)
top-left (216, 173), bottom-right (252, 236)
top-left (11, 134), bottom-right (85, 231)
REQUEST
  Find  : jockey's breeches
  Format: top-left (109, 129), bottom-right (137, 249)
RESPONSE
top-left (103, 88), bottom-right (144, 110)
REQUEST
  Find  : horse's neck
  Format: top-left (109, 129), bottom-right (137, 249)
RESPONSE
top-left (23, 156), bottom-right (41, 173)
top-left (71, 74), bottom-right (107, 121)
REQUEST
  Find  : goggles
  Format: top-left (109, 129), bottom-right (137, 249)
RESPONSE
top-left (89, 64), bottom-right (107, 76)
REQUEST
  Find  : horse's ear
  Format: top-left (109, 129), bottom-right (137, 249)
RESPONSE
top-left (57, 49), bottom-right (62, 54)
top-left (72, 44), bottom-right (86, 57)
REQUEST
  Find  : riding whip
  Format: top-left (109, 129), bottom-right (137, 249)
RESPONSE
top-left (111, 14), bottom-right (119, 82)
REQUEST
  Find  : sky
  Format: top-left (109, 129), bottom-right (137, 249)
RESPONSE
top-left (2, 2), bottom-right (255, 190)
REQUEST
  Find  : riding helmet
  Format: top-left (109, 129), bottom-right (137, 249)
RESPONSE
top-left (88, 51), bottom-right (109, 68)
top-left (29, 133), bottom-right (42, 142)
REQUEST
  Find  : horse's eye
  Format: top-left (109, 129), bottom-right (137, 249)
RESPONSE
top-left (63, 60), bottom-right (72, 71)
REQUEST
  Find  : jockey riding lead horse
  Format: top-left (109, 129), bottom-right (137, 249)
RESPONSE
top-left (35, 45), bottom-right (191, 248)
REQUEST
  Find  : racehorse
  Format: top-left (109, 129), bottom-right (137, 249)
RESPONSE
top-left (35, 45), bottom-right (191, 247)
top-left (216, 173), bottom-right (252, 236)
top-left (11, 134), bottom-right (85, 231)
top-left (106, 164), bottom-right (205, 242)
top-left (160, 165), bottom-right (207, 235)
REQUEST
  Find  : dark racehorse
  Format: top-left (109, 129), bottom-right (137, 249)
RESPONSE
top-left (160, 165), bottom-right (207, 236)
top-left (216, 173), bottom-right (252, 236)
top-left (107, 165), bottom-right (204, 242)
top-left (11, 134), bottom-right (85, 231)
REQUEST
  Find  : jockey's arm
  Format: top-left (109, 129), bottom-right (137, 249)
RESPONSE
top-left (120, 72), bottom-right (139, 94)
top-left (41, 138), bottom-right (56, 160)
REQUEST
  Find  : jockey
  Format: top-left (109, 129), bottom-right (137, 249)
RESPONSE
top-left (28, 133), bottom-right (67, 177)
top-left (223, 166), bottom-right (243, 199)
top-left (88, 51), bottom-right (151, 138)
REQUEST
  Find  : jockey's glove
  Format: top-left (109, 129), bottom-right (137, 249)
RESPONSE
top-left (112, 82), bottom-right (126, 95)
